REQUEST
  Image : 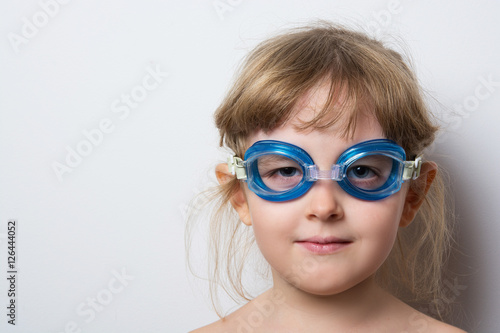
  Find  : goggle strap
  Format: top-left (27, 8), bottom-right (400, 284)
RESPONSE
top-left (227, 156), bottom-right (247, 180)
top-left (403, 156), bottom-right (423, 181)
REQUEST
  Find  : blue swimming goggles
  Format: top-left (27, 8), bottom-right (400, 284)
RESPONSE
top-left (227, 139), bottom-right (422, 202)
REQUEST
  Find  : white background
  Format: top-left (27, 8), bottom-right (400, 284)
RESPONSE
top-left (1, 0), bottom-right (499, 332)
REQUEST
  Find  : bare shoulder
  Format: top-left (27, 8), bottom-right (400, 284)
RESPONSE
top-left (189, 303), bottom-right (251, 333)
top-left (385, 294), bottom-right (466, 333)
top-left (403, 309), bottom-right (467, 333)
top-left (424, 316), bottom-right (467, 333)
top-left (189, 319), bottom-right (225, 333)
top-left (189, 289), bottom-right (283, 332)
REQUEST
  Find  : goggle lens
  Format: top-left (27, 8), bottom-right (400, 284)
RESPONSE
top-left (255, 154), bottom-right (304, 192)
top-left (345, 154), bottom-right (399, 191)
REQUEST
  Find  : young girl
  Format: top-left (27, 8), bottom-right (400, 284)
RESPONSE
top-left (189, 22), bottom-right (465, 332)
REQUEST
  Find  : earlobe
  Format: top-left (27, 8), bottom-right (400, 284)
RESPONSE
top-left (215, 163), bottom-right (252, 226)
top-left (400, 161), bottom-right (438, 227)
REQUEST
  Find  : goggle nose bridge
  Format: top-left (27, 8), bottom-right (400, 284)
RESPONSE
top-left (306, 164), bottom-right (343, 181)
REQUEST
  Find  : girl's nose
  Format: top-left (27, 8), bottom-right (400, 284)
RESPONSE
top-left (304, 180), bottom-right (345, 222)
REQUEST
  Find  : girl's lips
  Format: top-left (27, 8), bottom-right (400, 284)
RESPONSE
top-left (295, 236), bottom-right (352, 255)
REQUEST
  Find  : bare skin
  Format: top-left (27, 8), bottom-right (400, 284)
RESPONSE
top-left (192, 277), bottom-right (465, 332)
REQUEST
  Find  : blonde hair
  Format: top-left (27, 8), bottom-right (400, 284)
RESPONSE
top-left (187, 22), bottom-right (454, 319)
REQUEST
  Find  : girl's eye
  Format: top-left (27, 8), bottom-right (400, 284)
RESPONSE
top-left (265, 166), bottom-right (303, 181)
top-left (345, 154), bottom-right (394, 190)
top-left (276, 167), bottom-right (299, 177)
top-left (262, 166), bottom-right (303, 191)
top-left (346, 165), bottom-right (381, 190)
top-left (348, 166), bottom-right (375, 179)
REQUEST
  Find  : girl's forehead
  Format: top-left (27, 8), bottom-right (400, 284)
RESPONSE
top-left (246, 109), bottom-right (385, 151)
top-left (292, 79), bottom-right (345, 116)
top-left (290, 79), bottom-right (376, 126)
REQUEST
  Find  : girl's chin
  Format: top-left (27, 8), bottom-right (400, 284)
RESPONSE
top-left (281, 275), bottom-right (377, 297)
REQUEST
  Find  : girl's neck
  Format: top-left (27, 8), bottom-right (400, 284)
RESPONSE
top-left (263, 275), bottom-right (395, 330)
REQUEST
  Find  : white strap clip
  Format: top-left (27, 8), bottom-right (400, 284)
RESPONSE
top-left (403, 156), bottom-right (423, 181)
top-left (227, 156), bottom-right (247, 180)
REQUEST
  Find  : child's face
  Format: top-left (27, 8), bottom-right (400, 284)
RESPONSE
top-left (237, 85), bottom-right (411, 296)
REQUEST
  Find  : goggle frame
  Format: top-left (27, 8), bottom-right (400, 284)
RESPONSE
top-left (228, 139), bottom-right (422, 202)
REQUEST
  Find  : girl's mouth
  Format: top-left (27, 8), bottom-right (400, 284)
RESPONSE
top-left (295, 236), bottom-right (352, 255)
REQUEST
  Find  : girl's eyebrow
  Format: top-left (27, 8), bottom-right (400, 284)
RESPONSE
top-left (351, 154), bottom-right (393, 164)
top-left (257, 154), bottom-right (298, 166)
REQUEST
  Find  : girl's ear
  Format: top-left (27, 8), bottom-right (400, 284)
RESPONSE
top-left (400, 161), bottom-right (438, 227)
top-left (215, 163), bottom-right (252, 226)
